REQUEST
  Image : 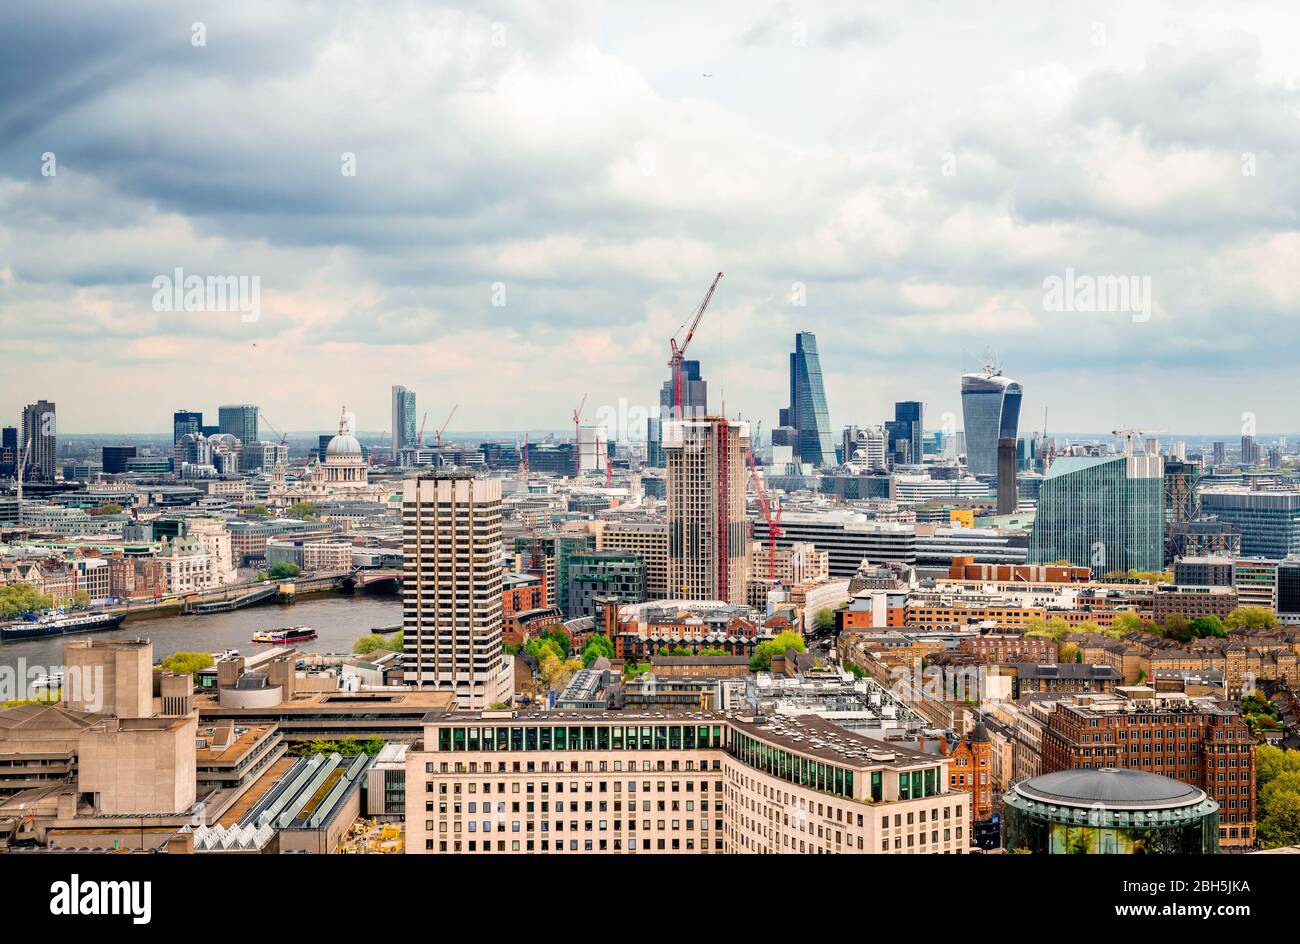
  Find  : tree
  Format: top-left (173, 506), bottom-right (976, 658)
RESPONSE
top-left (1111, 612), bottom-right (1144, 634)
top-left (843, 659), bottom-right (866, 679)
top-left (1160, 613), bottom-right (1193, 643)
top-left (814, 608), bottom-right (837, 632)
top-left (353, 634), bottom-right (384, 655)
top-left (749, 630), bottom-right (807, 672)
top-left (381, 630), bottom-right (403, 653)
top-left (1225, 606), bottom-right (1280, 631)
top-left (71, 590), bottom-right (92, 609)
top-left (1257, 745), bottom-right (1300, 789)
top-left (286, 501), bottom-right (318, 520)
top-left (488, 701), bottom-right (512, 710)
top-left (1189, 615), bottom-right (1227, 639)
top-left (1024, 617), bottom-right (1071, 642)
top-left (1258, 790), bottom-right (1300, 849)
top-left (159, 651), bottom-right (214, 677)
top-left (0, 583), bottom-right (54, 618)
top-left (1058, 642), bottom-right (1081, 664)
top-left (249, 504), bottom-right (270, 516)
top-left (267, 561), bottom-right (301, 579)
top-left (90, 502), bottom-right (123, 516)
top-left (581, 634), bottom-right (615, 667)
top-left (698, 647), bottom-right (728, 657)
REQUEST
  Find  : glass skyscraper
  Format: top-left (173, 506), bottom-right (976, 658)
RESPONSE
top-left (217, 404), bottom-right (259, 446)
top-left (1028, 454), bottom-right (1164, 577)
top-left (782, 331), bottom-right (835, 467)
top-left (886, 401), bottom-right (924, 466)
top-left (960, 368), bottom-right (1023, 478)
top-left (647, 359), bottom-right (707, 467)
top-left (392, 385), bottom-right (418, 456)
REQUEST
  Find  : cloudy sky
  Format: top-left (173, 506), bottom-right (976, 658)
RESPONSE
top-left (1, 0), bottom-right (1298, 438)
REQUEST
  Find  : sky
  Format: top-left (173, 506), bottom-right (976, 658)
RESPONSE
top-left (1, 0), bottom-right (1298, 439)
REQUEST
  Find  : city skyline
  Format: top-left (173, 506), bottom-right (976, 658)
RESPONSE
top-left (4, 3), bottom-right (1300, 435)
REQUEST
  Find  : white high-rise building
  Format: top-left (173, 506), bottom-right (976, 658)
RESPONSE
top-left (401, 473), bottom-right (512, 708)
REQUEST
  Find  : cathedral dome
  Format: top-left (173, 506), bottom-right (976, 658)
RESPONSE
top-left (325, 406), bottom-right (363, 459)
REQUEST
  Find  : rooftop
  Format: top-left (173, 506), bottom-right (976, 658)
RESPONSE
top-left (1014, 768), bottom-right (1206, 810)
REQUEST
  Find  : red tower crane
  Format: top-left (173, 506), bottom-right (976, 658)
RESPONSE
top-left (572, 392), bottom-right (588, 477)
top-left (434, 404), bottom-right (458, 447)
top-left (667, 272), bottom-right (723, 416)
top-left (746, 446), bottom-right (783, 581)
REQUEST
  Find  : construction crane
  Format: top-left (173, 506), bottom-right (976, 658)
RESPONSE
top-left (370, 430), bottom-right (387, 466)
top-left (1112, 428), bottom-right (1167, 457)
top-left (434, 405), bottom-right (458, 448)
top-left (518, 433), bottom-right (529, 480)
top-left (15, 437), bottom-right (31, 524)
top-left (572, 393), bottom-right (588, 477)
top-left (260, 415), bottom-right (289, 448)
top-left (667, 272), bottom-right (723, 415)
top-left (415, 411), bottom-right (429, 448)
top-left (745, 446), bottom-right (783, 582)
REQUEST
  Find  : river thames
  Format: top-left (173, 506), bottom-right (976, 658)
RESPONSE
top-left (0, 593), bottom-right (402, 677)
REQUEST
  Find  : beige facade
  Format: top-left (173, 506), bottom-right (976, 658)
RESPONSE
top-left (77, 715), bottom-right (197, 815)
top-left (64, 638), bottom-right (153, 719)
top-left (590, 521), bottom-right (669, 600)
top-left (402, 474), bottom-right (511, 707)
top-left (406, 710), bottom-right (969, 855)
top-left (664, 418), bottom-right (750, 606)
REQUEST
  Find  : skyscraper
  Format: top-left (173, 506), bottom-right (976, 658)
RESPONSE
top-left (886, 401), bottom-right (924, 466)
top-left (996, 437), bottom-right (1018, 514)
top-left (780, 331), bottom-right (835, 467)
top-left (960, 368), bottom-right (1023, 478)
top-left (647, 359), bottom-right (707, 467)
top-left (20, 400), bottom-right (56, 481)
top-left (664, 417), bottom-right (750, 604)
top-left (392, 385), bottom-right (418, 457)
top-left (172, 410), bottom-right (202, 445)
top-left (217, 404), bottom-right (258, 447)
top-left (1028, 453), bottom-right (1164, 577)
top-left (401, 472), bottom-right (512, 708)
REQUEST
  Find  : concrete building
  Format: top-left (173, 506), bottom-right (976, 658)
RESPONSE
top-left (405, 709), bottom-right (970, 854)
top-left (20, 399), bottom-right (57, 481)
top-left (401, 473), bottom-right (512, 708)
top-left (590, 521), bottom-right (669, 600)
top-left (665, 418), bottom-right (750, 605)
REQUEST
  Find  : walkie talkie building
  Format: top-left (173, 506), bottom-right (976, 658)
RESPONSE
top-left (960, 369), bottom-right (1022, 478)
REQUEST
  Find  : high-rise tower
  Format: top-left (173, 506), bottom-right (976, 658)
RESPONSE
top-left (401, 472), bottom-right (512, 708)
top-left (781, 331), bottom-right (835, 467)
top-left (664, 417), bottom-right (750, 604)
top-left (20, 400), bottom-right (56, 481)
top-left (392, 385), bottom-right (418, 457)
top-left (960, 367), bottom-right (1023, 478)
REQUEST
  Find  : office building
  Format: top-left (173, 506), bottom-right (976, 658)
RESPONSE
top-left (392, 385), bottom-right (418, 457)
top-left (996, 436), bottom-right (1017, 514)
top-left (1028, 454), bottom-right (1164, 577)
top-left (1200, 489), bottom-right (1300, 559)
top-left (20, 399), bottom-right (56, 481)
top-left (218, 404), bottom-right (258, 447)
top-left (1240, 435), bottom-right (1259, 467)
top-left (405, 709), bottom-right (970, 854)
top-left (172, 410), bottom-right (203, 445)
top-left (590, 521), bottom-right (669, 600)
top-left (401, 472), bottom-right (512, 708)
top-left (1003, 769), bottom-right (1219, 854)
top-left (648, 360), bottom-right (708, 467)
top-left (1039, 688), bottom-right (1255, 848)
top-left (101, 445), bottom-right (137, 475)
top-left (567, 550), bottom-right (647, 619)
top-left (780, 331), bottom-right (835, 467)
top-left (885, 401), bottom-right (923, 467)
top-left (1278, 559), bottom-right (1300, 622)
top-left (842, 425), bottom-right (887, 470)
top-left (1232, 558), bottom-right (1279, 610)
top-left (665, 418), bottom-right (750, 604)
top-left (1211, 442), bottom-right (1227, 465)
top-left (960, 368), bottom-right (1023, 477)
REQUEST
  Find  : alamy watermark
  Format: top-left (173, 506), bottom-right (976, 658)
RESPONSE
top-left (0, 660), bottom-right (103, 712)
top-left (1043, 268), bottom-right (1152, 323)
top-left (152, 268), bottom-right (260, 323)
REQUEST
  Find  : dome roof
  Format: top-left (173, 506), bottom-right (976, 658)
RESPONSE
top-left (326, 434), bottom-right (362, 457)
top-left (325, 405), bottom-right (362, 457)
top-left (1014, 768), bottom-right (1204, 810)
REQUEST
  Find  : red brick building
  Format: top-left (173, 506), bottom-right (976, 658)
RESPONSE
top-left (945, 722), bottom-right (995, 822)
top-left (1040, 692), bottom-right (1256, 848)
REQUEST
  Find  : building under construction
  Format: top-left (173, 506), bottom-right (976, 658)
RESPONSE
top-left (664, 417), bottom-right (751, 606)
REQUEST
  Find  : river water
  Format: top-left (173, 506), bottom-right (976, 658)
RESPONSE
top-left (0, 592), bottom-right (402, 676)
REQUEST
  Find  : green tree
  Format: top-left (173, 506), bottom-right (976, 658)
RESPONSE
top-left (814, 608), bottom-right (837, 632)
top-left (380, 630), bottom-right (403, 652)
top-left (159, 651), bottom-right (214, 677)
top-left (698, 647), bottom-right (728, 657)
top-left (749, 630), bottom-right (807, 672)
top-left (1111, 612), bottom-right (1144, 634)
top-left (1257, 745), bottom-right (1300, 788)
top-left (0, 584), bottom-right (54, 618)
top-left (249, 504), bottom-right (270, 516)
top-left (843, 659), bottom-right (866, 680)
top-left (286, 501), bottom-right (318, 520)
top-left (353, 634), bottom-right (384, 655)
top-left (1024, 617), bottom-right (1071, 642)
top-left (70, 590), bottom-right (92, 609)
top-left (1225, 606), bottom-right (1280, 631)
top-left (267, 561), bottom-right (301, 579)
top-left (1160, 613), bottom-right (1193, 643)
top-left (1258, 790), bottom-right (1300, 849)
top-left (581, 633), bottom-right (616, 667)
top-left (1189, 615), bottom-right (1227, 638)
